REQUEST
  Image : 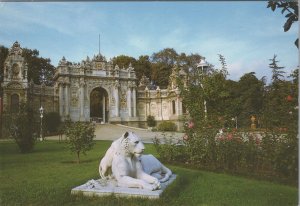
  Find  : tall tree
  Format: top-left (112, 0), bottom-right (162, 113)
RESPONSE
top-left (236, 72), bottom-right (264, 127)
top-left (223, 79), bottom-right (241, 125)
top-left (287, 68), bottom-right (299, 127)
top-left (218, 54), bottom-right (229, 77)
top-left (0, 46), bottom-right (9, 83)
top-left (24, 48), bottom-right (55, 86)
top-left (135, 55), bottom-right (152, 81)
top-left (263, 57), bottom-right (292, 129)
top-left (111, 55), bottom-right (137, 69)
top-left (178, 60), bottom-right (230, 127)
top-left (269, 54), bottom-right (285, 83)
top-left (150, 48), bottom-right (179, 88)
top-left (178, 53), bottom-right (203, 73)
top-left (151, 48), bottom-right (178, 66)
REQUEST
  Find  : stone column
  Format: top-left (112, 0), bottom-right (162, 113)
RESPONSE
top-left (3, 93), bottom-right (7, 112)
top-left (59, 83), bottom-right (64, 117)
top-left (145, 100), bottom-right (148, 118)
top-left (127, 87), bottom-right (132, 117)
top-left (115, 86), bottom-right (119, 117)
top-left (178, 99), bottom-right (182, 115)
top-left (176, 97), bottom-right (180, 116)
top-left (79, 80), bottom-right (85, 121)
top-left (65, 84), bottom-right (70, 117)
top-left (132, 87), bottom-right (136, 117)
top-left (102, 96), bottom-right (106, 123)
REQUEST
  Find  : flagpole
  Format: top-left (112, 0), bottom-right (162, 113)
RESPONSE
top-left (99, 34), bottom-right (100, 55)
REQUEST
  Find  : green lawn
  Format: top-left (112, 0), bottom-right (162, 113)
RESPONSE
top-left (0, 141), bottom-right (298, 206)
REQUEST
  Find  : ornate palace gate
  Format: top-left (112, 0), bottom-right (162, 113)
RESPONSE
top-left (53, 54), bottom-right (138, 123)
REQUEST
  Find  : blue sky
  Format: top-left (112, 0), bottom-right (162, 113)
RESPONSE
top-left (0, 2), bottom-right (298, 82)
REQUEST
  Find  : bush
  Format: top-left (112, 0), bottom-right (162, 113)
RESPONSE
top-left (44, 112), bottom-right (61, 134)
top-left (6, 103), bottom-right (37, 153)
top-left (146, 115), bottom-right (156, 127)
top-left (65, 122), bottom-right (95, 163)
top-left (154, 126), bottom-right (298, 184)
top-left (157, 121), bottom-right (177, 132)
top-left (153, 134), bottom-right (187, 163)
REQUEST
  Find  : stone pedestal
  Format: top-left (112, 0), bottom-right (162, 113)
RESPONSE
top-left (71, 175), bottom-right (176, 199)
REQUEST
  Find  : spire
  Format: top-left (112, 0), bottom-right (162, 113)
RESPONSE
top-left (10, 41), bottom-right (22, 55)
top-left (99, 34), bottom-right (101, 56)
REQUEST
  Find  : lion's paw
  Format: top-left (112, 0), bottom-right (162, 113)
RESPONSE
top-left (153, 179), bottom-right (161, 189)
top-left (142, 183), bottom-right (156, 191)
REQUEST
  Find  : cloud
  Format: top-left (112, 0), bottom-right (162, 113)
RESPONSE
top-left (1, 2), bottom-right (297, 81)
top-left (0, 3), bottom-right (107, 37)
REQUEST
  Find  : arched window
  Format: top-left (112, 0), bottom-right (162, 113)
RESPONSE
top-left (11, 94), bottom-right (19, 113)
top-left (172, 100), bottom-right (176, 114)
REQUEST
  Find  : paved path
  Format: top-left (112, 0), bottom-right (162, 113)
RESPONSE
top-left (47, 124), bottom-right (184, 143)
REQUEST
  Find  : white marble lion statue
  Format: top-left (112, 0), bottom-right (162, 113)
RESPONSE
top-left (99, 131), bottom-right (172, 190)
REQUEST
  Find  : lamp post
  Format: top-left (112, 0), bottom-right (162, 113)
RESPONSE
top-left (39, 106), bottom-right (44, 141)
top-left (197, 59), bottom-right (209, 120)
top-left (231, 116), bottom-right (238, 129)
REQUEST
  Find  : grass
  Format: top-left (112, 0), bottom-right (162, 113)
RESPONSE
top-left (0, 140), bottom-right (298, 206)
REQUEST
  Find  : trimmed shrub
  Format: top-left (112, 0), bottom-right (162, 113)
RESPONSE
top-left (7, 103), bottom-right (37, 153)
top-left (44, 112), bottom-right (61, 134)
top-left (65, 122), bottom-right (95, 163)
top-left (153, 134), bottom-right (187, 163)
top-left (146, 115), bottom-right (156, 127)
top-left (157, 121), bottom-right (177, 132)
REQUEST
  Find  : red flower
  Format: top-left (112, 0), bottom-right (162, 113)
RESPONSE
top-left (188, 121), bottom-right (194, 129)
top-left (287, 95), bottom-right (293, 102)
top-left (227, 133), bottom-right (233, 140)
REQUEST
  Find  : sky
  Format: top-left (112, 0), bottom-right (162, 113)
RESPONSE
top-left (0, 1), bottom-right (298, 82)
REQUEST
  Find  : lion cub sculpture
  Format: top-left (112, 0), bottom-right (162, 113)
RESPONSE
top-left (99, 132), bottom-right (172, 191)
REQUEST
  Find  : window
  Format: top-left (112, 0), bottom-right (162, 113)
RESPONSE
top-left (11, 94), bottom-right (19, 113)
top-left (172, 100), bottom-right (176, 114)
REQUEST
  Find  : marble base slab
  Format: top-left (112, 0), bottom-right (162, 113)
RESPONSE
top-left (71, 175), bottom-right (176, 199)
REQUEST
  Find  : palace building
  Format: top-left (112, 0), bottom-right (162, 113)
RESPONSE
top-left (1, 41), bottom-right (196, 130)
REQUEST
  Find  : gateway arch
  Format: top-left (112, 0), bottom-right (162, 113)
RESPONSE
top-left (53, 54), bottom-right (138, 123)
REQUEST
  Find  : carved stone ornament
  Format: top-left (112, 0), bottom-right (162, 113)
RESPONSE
top-left (120, 92), bottom-right (127, 109)
top-left (111, 96), bottom-right (115, 106)
top-left (10, 41), bottom-right (22, 55)
top-left (71, 90), bottom-right (79, 106)
top-left (7, 82), bottom-right (23, 89)
top-left (114, 80), bottom-right (120, 88)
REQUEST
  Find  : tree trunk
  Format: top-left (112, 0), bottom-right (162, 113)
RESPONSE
top-left (77, 151), bottom-right (80, 164)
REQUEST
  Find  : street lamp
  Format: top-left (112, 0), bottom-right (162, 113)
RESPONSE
top-left (39, 106), bottom-right (44, 141)
top-left (231, 116), bottom-right (238, 129)
top-left (197, 59), bottom-right (209, 120)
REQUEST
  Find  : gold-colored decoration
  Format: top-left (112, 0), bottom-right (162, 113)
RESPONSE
top-left (95, 62), bottom-right (101, 68)
top-left (250, 115), bottom-right (256, 129)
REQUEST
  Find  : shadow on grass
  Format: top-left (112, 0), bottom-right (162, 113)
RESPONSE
top-left (31, 141), bottom-right (66, 153)
top-left (159, 171), bottom-right (199, 204)
top-left (61, 158), bottom-right (99, 164)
